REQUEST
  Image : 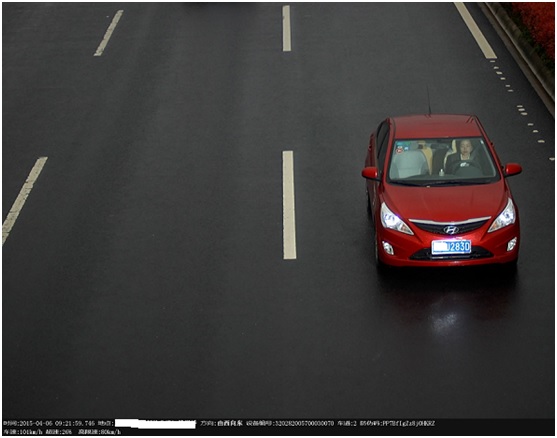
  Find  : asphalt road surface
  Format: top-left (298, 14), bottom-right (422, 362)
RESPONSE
top-left (3, 2), bottom-right (554, 426)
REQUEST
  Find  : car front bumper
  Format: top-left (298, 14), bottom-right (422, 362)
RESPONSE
top-left (375, 222), bottom-right (520, 267)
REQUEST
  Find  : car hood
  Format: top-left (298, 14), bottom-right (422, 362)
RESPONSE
top-left (383, 182), bottom-right (508, 222)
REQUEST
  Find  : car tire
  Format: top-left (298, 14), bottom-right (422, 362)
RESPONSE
top-left (501, 258), bottom-right (518, 274)
top-left (373, 232), bottom-right (385, 269)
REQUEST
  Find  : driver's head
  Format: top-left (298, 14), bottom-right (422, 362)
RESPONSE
top-left (459, 139), bottom-right (473, 155)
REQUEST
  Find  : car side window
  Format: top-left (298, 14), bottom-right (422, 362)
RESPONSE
top-left (376, 122), bottom-right (390, 170)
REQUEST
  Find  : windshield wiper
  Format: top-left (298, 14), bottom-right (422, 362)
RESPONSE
top-left (426, 179), bottom-right (462, 186)
top-left (390, 180), bottom-right (425, 186)
top-left (427, 179), bottom-right (490, 186)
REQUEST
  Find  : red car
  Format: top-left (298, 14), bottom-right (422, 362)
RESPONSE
top-left (362, 114), bottom-right (522, 268)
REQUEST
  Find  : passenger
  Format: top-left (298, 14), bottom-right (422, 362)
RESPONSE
top-left (417, 140), bottom-right (432, 174)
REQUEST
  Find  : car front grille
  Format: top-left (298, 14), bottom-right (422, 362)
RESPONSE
top-left (409, 218), bottom-right (490, 235)
top-left (410, 247), bottom-right (493, 261)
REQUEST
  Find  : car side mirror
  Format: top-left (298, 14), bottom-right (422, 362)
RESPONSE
top-left (362, 167), bottom-right (381, 181)
top-left (503, 163), bottom-right (522, 177)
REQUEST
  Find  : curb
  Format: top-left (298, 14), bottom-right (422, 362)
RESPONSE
top-left (480, 2), bottom-right (555, 118)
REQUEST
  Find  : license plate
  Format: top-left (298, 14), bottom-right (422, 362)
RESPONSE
top-left (431, 240), bottom-right (472, 255)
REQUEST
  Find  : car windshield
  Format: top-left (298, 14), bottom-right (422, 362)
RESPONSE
top-left (387, 137), bottom-right (500, 186)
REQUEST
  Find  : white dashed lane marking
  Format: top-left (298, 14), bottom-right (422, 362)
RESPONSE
top-left (282, 151), bottom-right (297, 260)
top-left (282, 5), bottom-right (291, 52)
top-left (3, 157), bottom-right (48, 246)
top-left (454, 2), bottom-right (497, 59)
top-left (94, 10), bottom-right (124, 56)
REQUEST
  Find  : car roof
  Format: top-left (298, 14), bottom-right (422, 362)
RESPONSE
top-left (391, 114), bottom-right (484, 139)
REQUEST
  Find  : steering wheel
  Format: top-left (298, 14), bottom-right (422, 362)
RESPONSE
top-left (448, 160), bottom-right (481, 174)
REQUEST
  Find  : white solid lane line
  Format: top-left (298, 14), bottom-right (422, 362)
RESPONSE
top-left (282, 151), bottom-right (297, 260)
top-left (454, 2), bottom-right (497, 59)
top-left (282, 5), bottom-right (292, 52)
top-left (3, 157), bottom-right (48, 246)
top-left (94, 10), bottom-right (124, 56)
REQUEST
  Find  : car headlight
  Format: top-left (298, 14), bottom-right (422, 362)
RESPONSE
top-left (488, 198), bottom-right (516, 233)
top-left (380, 202), bottom-right (414, 235)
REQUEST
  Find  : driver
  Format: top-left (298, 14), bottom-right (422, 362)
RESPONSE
top-left (445, 139), bottom-right (476, 174)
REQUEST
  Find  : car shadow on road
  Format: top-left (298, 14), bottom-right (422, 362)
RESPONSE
top-left (373, 264), bottom-right (520, 326)
top-left (376, 263), bottom-right (518, 293)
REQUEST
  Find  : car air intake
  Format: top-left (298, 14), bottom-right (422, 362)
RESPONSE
top-left (410, 218), bottom-right (490, 235)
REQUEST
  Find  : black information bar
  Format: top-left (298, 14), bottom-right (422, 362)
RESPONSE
top-left (2, 418), bottom-right (554, 436)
